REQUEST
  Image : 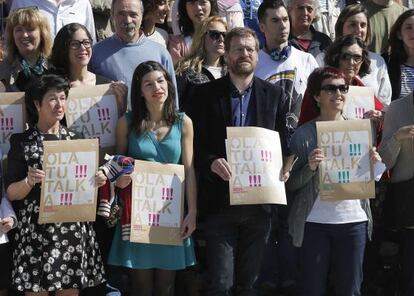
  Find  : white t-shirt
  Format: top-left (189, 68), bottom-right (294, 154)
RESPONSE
top-left (204, 66), bottom-right (224, 79)
top-left (10, 0), bottom-right (97, 43)
top-left (255, 47), bottom-right (318, 118)
top-left (306, 194), bottom-right (368, 224)
top-left (146, 27), bottom-right (169, 48)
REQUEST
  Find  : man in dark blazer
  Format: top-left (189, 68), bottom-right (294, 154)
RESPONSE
top-left (191, 27), bottom-right (291, 296)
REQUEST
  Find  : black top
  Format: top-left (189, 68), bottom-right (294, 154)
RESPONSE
top-left (5, 126), bottom-right (83, 210)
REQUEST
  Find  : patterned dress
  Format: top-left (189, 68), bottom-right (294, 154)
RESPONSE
top-left (5, 126), bottom-right (105, 292)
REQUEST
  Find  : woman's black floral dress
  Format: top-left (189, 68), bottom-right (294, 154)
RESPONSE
top-left (5, 126), bottom-right (105, 292)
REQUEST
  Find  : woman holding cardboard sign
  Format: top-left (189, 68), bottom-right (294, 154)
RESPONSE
top-left (287, 67), bottom-right (382, 296)
top-left (50, 23), bottom-right (128, 117)
top-left (108, 61), bottom-right (196, 295)
top-left (5, 74), bottom-right (106, 295)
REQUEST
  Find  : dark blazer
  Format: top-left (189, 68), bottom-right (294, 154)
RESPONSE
top-left (382, 52), bottom-right (401, 101)
top-left (190, 75), bottom-right (290, 215)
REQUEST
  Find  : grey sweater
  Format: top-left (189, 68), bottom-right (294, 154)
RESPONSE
top-left (379, 93), bottom-right (414, 183)
top-left (287, 120), bottom-right (372, 247)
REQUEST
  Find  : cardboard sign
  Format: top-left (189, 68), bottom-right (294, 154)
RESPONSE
top-left (226, 127), bottom-right (287, 205)
top-left (343, 86), bottom-right (375, 119)
top-left (38, 139), bottom-right (99, 223)
top-left (130, 160), bottom-right (185, 246)
top-left (65, 84), bottom-right (118, 162)
top-left (0, 92), bottom-right (25, 153)
top-left (317, 119), bottom-right (375, 201)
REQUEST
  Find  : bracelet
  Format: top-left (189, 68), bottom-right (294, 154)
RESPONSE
top-left (25, 177), bottom-right (34, 188)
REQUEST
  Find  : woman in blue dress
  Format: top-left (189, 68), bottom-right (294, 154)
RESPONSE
top-left (107, 61), bottom-right (197, 295)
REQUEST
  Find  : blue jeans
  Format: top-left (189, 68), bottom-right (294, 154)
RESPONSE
top-left (204, 206), bottom-right (271, 296)
top-left (301, 222), bottom-right (367, 296)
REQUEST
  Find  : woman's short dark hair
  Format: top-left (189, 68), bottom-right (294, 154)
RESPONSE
top-left (178, 0), bottom-right (218, 37)
top-left (307, 67), bottom-right (346, 98)
top-left (130, 61), bottom-right (177, 133)
top-left (50, 23), bottom-right (93, 75)
top-left (298, 67), bottom-right (346, 125)
top-left (388, 9), bottom-right (414, 64)
top-left (25, 74), bottom-right (70, 126)
top-left (324, 35), bottom-right (371, 78)
top-left (334, 4), bottom-right (371, 44)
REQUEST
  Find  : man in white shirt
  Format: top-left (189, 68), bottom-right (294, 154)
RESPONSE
top-left (254, 0), bottom-right (318, 292)
top-left (256, 0), bottom-right (318, 132)
top-left (10, 0), bottom-right (97, 43)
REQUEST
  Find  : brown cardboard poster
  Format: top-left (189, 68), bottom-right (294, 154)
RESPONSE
top-left (38, 139), bottom-right (99, 224)
top-left (226, 127), bottom-right (287, 205)
top-left (0, 92), bottom-right (26, 153)
top-left (65, 84), bottom-right (118, 163)
top-left (130, 160), bottom-right (185, 246)
top-left (317, 119), bottom-right (375, 201)
top-left (343, 86), bottom-right (375, 119)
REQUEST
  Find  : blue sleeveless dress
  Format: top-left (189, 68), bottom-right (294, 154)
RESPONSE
top-left (107, 112), bottom-right (196, 270)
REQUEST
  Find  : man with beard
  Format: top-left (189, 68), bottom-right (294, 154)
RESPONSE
top-left (191, 27), bottom-right (291, 295)
top-left (89, 0), bottom-right (177, 108)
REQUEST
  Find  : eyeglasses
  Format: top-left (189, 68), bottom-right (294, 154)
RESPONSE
top-left (69, 39), bottom-right (92, 50)
top-left (340, 52), bottom-right (363, 63)
top-left (207, 30), bottom-right (226, 41)
top-left (320, 84), bottom-right (349, 94)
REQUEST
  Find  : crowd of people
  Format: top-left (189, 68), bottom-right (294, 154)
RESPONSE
top-left (0, 0), bottom-right (413, 295)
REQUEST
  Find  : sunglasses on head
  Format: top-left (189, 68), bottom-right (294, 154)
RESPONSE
top-left (69, 39), bottom-right (92, 50)
top-left (320, 84), bottom-right (349, 94)
top-left (207, 30), bottom-right (226, 41)
top-left (340, 52), bottom-right (363, 63)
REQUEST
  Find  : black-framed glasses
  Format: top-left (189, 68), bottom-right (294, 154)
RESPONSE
top-left (207, 30), bottom-right (226, 41)
top-left (320, 84), bottom-right (349, 94)
top-left (340, 52), bottom-right (363, 63)
top-left (69, 39), bottom-right (92, 50)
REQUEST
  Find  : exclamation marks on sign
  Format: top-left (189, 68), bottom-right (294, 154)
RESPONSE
top-left (60, 193), bottom-right (73, 205)
top-left (260, 150), bottom-right (272, 162)
top-left (148, 213), bottom-right (160, 226)
top-left (338, 171), bottom-right (350, 183)
top-left (354, 107), bottom-right (365, 119)
top-left (97, 108), bottom-right (111, 121)
top-left (161, 187), bottom-right (174, 200)
top-left (75, 165), bottom-right (88, 178)
top-left (0, 117), bottom-right (14, 130)
top-left (249, 175), bottom-right (262, 187)
top-left (349, 144), bottom-right (361, 156)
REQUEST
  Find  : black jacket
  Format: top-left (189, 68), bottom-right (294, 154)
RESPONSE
top-left (190, 75), bottom-right (290, 214)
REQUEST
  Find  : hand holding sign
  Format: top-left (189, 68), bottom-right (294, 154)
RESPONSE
top-left (308, 148), bottom-right (325, 171)
top-left (95, 170), bottom-right (107, 187)
top-left (370, 147), bottom-right (382, 164)
top-left (211, 158), bottom-right (232, 181)
top-left (27, 166), bottom-right (45, 187)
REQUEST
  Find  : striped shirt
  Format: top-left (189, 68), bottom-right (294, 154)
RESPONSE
top-left (400, 64), bottom-right (414, 99)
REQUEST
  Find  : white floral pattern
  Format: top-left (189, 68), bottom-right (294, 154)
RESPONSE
top-left (9, 127), bottom-right (105, 292)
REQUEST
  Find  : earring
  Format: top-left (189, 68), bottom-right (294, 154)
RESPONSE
top-left (316, 101), bottom-right (320, 108)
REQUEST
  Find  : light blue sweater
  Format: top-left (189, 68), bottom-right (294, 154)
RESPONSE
top-left (89, 34), bottom-right (178, 109)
